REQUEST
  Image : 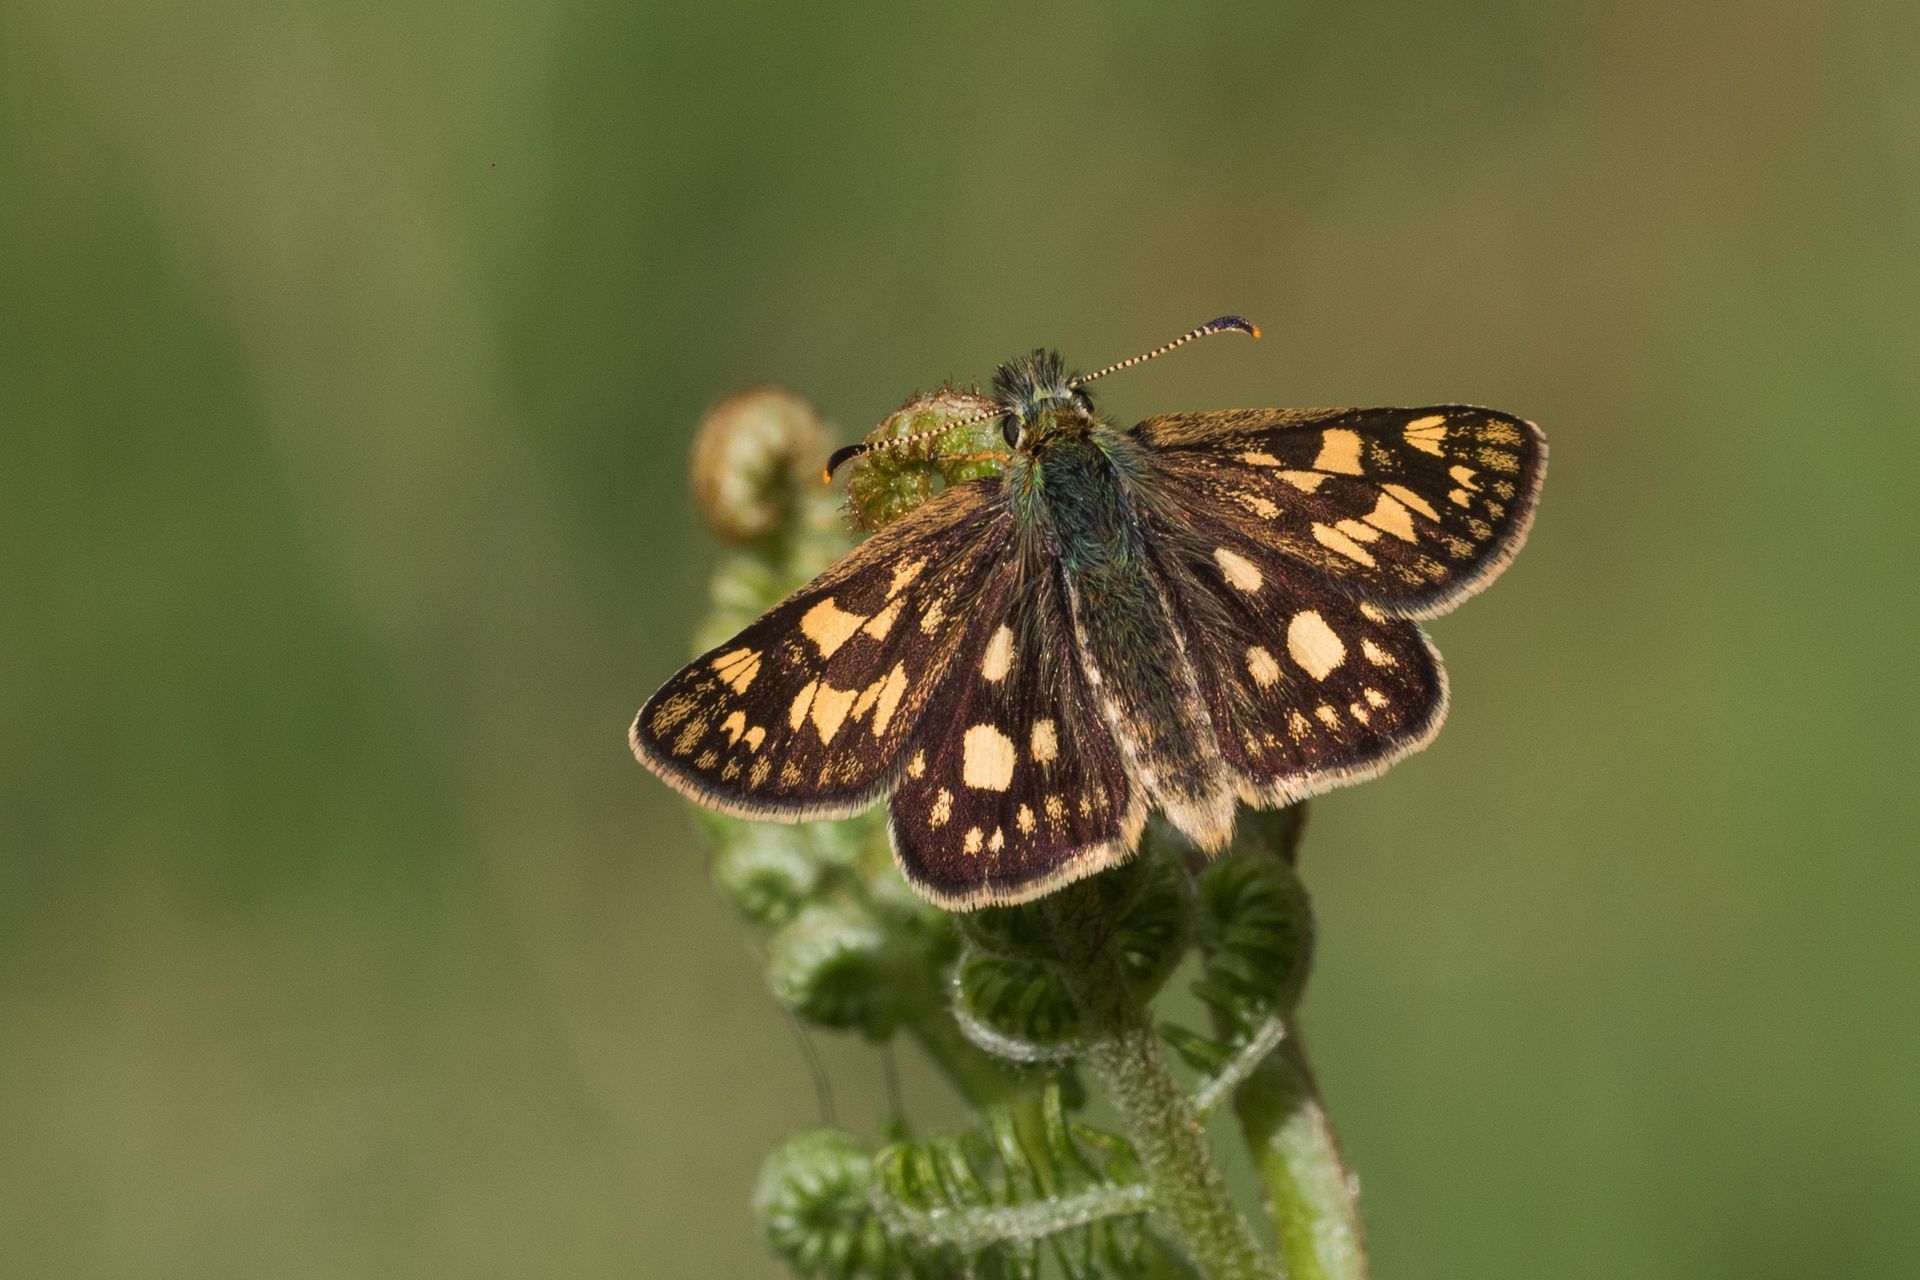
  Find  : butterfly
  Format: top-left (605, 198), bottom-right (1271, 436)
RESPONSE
top-left (631, 318), bottom-right (1546, 910)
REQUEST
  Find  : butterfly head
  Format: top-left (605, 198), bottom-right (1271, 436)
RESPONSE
top-left (991, 349), bottom-right (1095, 450)
top-left (822, 316), bottom-right (1259, 482)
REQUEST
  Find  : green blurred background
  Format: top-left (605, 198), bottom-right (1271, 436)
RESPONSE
top-left (4, 1), bottom-right (1916, 1276)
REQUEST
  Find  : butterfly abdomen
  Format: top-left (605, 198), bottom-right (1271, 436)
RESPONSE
top-left (1033, 432), bottom-right (1238, 850)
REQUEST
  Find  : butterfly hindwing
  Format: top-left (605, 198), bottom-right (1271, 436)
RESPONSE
top-left (887, 568), bottom-right (1141, 909)
top-left (631, 480), bottom-right (1011, 819)
top-left (1137, 406), bottom-right (1545, 618)
top-left (1147, 526), bottom-right (1449, 805)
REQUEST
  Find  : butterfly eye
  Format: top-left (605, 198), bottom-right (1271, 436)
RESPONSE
top-left (1000, 416), bottom-right (1023, 449)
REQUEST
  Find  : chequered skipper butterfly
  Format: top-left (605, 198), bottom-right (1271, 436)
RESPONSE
top-left (632, 319), bottom-right (1545, 909)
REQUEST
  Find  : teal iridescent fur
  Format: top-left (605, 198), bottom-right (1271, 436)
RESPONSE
top-left (997, 359), bottom-right (1227, 830)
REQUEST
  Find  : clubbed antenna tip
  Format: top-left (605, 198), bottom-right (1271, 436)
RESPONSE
top-left (1070, 314), bottom-right (1262, 388)
top-left (823, 443), bottom-right (868, 484)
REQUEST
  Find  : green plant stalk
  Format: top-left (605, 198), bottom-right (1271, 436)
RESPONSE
top-left (1045, 891), bottom-right (1277, 1280)
top-left (1232, 1029), bottom-right (1366, 1280)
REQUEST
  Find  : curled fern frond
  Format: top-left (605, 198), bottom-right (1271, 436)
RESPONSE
top-left (951, 949), bottom-right (1082, 1063)
top-left (1161, 814), bottom-right (1315, 1094)
top-left (1192, 851), bottom-right (1315, 1035)
top-left (871, 1084), bottom-right (1150, 1278)
top-left (768, 901), bottom-right (902, 1036)
top-left (710, 819), bottom-right (828, 926)
top-left (845, 389), bottom-right (1010, 532)
top-left (692, 387), bottom-right (828, 545)
top-left (961, 835), bottom-right (1193, 1000)
top-left (756, 1129), bottom-right (928, 1280)
top-left (948, 839), bottom-right (1193, 1064)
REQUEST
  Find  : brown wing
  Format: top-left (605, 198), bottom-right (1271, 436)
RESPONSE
top-left (631, 480), bottom-right (1012, 820)
top-left (1135, 404), bottom-right (1544, 803)
top-left (1136, 405), bottom-right (1544, 618)
top-left (885, 565), bottom-right (1142, 909)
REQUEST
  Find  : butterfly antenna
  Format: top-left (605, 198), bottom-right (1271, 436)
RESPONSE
top-left (821, 401), bottom-right (1007, 483)
top-left (1068, 315), bottom-right (1261, 389)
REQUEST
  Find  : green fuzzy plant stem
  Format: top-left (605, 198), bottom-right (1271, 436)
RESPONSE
top-left (1044, 886), bottom-right (1276, 1280)
top-left (1232, 1034), bottom-right (1366, 1280)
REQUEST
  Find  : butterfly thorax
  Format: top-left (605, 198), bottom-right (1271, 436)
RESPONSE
top-left (1007, 412), bottom-right (1237, 851)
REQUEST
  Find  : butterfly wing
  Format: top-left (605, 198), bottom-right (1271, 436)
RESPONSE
top-left (1150, 545), bottom-right (1451, 805)
top-left (1135, 404), bottom-right (1544, 804)
top-left (631, 479), bottom-right (1012, 820)
top-left (1137, 405), bottom-right (1545, 618)
top-left (886, 563), bottom-right (1143, 910)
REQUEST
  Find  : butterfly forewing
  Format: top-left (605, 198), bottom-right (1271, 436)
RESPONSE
top-left (887, 570), bottom-right (1141, 909)
top-left (1137, 406), bottom-right (1545, 618)
top-left (631, 480), bottom-right (1012, 819)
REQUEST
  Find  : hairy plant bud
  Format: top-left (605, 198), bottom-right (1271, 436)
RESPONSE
top-left (767, 901), bottom-right (899, 1036)
top-left (844, 389), bottom-right (1006, 532)
top-left (710, 821), bottom-right (824, 926)
top-left (692, 388), bottom-right (826, 545)
top-left (753, 1129), bottom-right (899, 1280)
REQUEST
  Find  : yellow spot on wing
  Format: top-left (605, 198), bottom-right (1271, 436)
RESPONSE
top-left (1449, 464), bottom-right (1480, 490)
top-left (743, 725), bottom-right (766, 751)
top-left (788, 681), bottom-right (818, 731)
top-left (861, 598), bottom-right (903, 640)
top-left (1031, 719), bottom-right (1059, 763)
top-left (871, 663), bottom-right (909, 737)
top-left (1287, 611), bottom-right (1347, 680)
top-left (1313, 522), bottom-right (1377, 566)
top-left (962, 724), bottom-right (1017, 791)
top-left (1214, 547), bottom-right (1263, 593)
top-left (721, 710), bottom-right (747, 744)
top-left (1233, 490), bottom-right (1280, 518)
top-left (989, 827), bottom-right (1005, 853)
top-left (1362, 492), bottom-right (1417, 541)
top-left (920, 598), bottom-right (946, 635)
top-left (1335, 518), bottom-right (1382, 544)
top-left (710, 648), bottom-right (762, 693)
top-left (1315, 704), bottom-right (1342, 728)
top-left (1384, 483), bottom-right (1440, 521)
top-left (1240, 450), bottom-right (1282, 466)
top-left (1246, 646), bottom-right (1281, 687)
top-left (1280, 470), bottom-right (1329, 492)
top-left (1017, 804), bottom-right (1036, 835)
top-left (1481, 420), bottom-right (1523, 446)
top-left (809, 683), bottom-right (857, 742)
top-left (964, 827), bottom-right (983, 854)
top-left (907, 750), bottom-right (926, 778)
top-left (1364, 687), bottom-right (1389, 708)
top-left (981, 625), bottom-right (1015, 681)
top-left (1404, 415), bottom-right (1447, 455)
top-left (1361, 639), bottom-right (1395, 667)
top-left (930, 788), bottom-right (952, 827)
top-left (888, 557), bottom-right (928, 596)
top-left (801, 598), bottom-right (866, 658)
top-left (1313, 429), bottom-right (1364, 474)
